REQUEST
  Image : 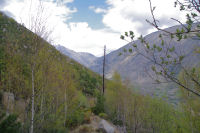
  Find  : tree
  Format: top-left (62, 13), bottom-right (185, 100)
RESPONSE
top-left (120, 0), bottom-right (200, 97)
top-left (92, 93), bottom-right (105, 115)
top-left (104, 72), bottom-right (183, 132)
top-left (19, 1), bottom-right (54, 133)
top-left (178, 67), bottom-right (200, 132)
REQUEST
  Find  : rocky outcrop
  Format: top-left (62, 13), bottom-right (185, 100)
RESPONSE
top-left (2, 92), bottom-right (14, 113)
top-left (1, 92), bottom-right (27, 122)
top-left (98, 119), bottom-right (116, 133)
top-left (71, 115), bottom-right (121, 133)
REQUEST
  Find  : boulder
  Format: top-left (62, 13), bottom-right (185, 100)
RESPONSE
top-left (2, 92), bottom-right (14, 113)
top-left (98, 119), bottom-right (118, 133)
top-left (71, 115), bottom-right (122, 133)
top-left (15, 99), bottom-right (26, 122)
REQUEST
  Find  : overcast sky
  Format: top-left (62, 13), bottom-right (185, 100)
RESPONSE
top-left (0, 0), bottom-right (186, 56)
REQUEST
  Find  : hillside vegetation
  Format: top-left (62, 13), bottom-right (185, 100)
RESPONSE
top-left (0, 12), bottom-right (102, 132)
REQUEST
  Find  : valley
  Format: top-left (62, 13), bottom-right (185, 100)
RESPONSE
top-left (1, 0), bottom-right (200, 132)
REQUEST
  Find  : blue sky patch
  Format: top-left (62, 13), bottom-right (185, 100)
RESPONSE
top-left (67, 0), bottom-right (107, 29)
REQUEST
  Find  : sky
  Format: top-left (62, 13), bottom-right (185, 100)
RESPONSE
top-left (0, 0), bottom-right (186, 56)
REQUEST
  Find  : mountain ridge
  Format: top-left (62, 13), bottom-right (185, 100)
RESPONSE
top-left (54, 45), bottom-right (97, 68)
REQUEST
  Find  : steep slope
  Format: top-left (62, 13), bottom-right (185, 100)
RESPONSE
top-left (55, 45), bottom-right (97, 68)
top-left (0, 12), bottom-right (102, 132)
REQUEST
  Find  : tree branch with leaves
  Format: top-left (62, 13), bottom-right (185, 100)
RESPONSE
top-left (120, 0), bottom-right (200, 97)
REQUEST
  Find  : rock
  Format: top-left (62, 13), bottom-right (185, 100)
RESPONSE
top-left (98, 119), bottom-right (117, 133)
top-left (2, 92), bottom-right (14, 113)
top-left (71, 115), bottom-right (122, 133)
top-left (15, 99), bottom-right (26, 122)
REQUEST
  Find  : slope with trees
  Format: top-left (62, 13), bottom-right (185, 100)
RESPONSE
top-left (0, 11), bottom-right (102, 132)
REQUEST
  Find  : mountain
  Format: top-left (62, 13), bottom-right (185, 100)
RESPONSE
top-left (57, 24), bottom-right (200, 103)
top-left (54, 45), bottom-right (97, 68)
top-left (89, 24), bottom-right (200, 101)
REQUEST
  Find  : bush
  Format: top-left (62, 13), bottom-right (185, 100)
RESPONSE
top-left (83, 110), bottom-right (92, 123)
top-left (65, 109), bottom-right (85, 128)
top-left (91, 94), bottom-right (105, 115)
top-left (98, 113), bottom-right (108, 120)
top-left (0, 113), bottom-right (21, 133)
top-left (79, 125), bottom-right (94, 133)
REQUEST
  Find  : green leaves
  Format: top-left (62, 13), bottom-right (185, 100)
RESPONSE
top-left (153, 44), bottom-right (157, 49)
top-left (169, 46), bottom-right (175, 52)
top-left (129, 48), bottom-right (133, 53)
top-left (179, 55), bottom-right (185, 62)
top-left (120, 31), bottom-right (135, 41)
top-left (139, 35), bottom-right (144, 43)
top-left (191, 68), bottom-right (196, 74)
top-left (120, 35), bottom-right (125, 40)
top-left (146, 43), bottom-right (150, 49)
top-left (180, 5), bottom-right (185, 11)
top-left (125, 32), bottom-right (128, 37)
top-left (156, 46), bottom-right (162, 52)
top-left (191, 13), bottom-right (197, 18)
top-left (161, 40), bottom-right (164, 46)
top-left (129, 31), bottom-right (134, 36)
top-left (151, 66), bottom-right (156, 71)
top-left (132, 44), bottom-right (137, 48)
top-left (173, 59), bottom-right (177, 63)
top-left (167, 55), bottom-right (171, 58)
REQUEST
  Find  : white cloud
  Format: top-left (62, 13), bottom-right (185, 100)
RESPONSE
top-left (101, 0), bottom-right (187, 36)
top-left (1, 0), bottom-right (125, 56)
top-left (89, 6), bottom-right (107, 14)
top-left (0, 0), bottom-right (189, 56)
top-left (2, 0), bottom-right (76, 27)
top-left (53, 22), bottom-right (125, 56)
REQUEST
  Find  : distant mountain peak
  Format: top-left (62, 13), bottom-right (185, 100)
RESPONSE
top-left (54, 45), bottom-right (97, 68)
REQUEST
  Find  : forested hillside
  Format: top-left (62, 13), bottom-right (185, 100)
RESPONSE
top-left (0, 11), bottom-right (102, 132)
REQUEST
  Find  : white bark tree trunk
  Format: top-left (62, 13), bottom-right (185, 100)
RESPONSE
top-left (30, 68), bottom-right (35, 133)
top-left (64, 87), bottom-right (67, 126)
top-left (40, 87), bottom-right (44, 119)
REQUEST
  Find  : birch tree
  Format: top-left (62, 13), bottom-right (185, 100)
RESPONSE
top-left (19, 1), bottom-right (54, 132)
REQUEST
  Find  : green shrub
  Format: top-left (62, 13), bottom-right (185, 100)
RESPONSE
top-left (79, 125), bottom-right (94, 133)
top-left (83, 110), bottom-right (92, 123)
top-left (99, 113), bottom-right (108, 120)
top-left (91, 94), bottom-right (105, 115)
top-left (65, 109), bottom-right (85, 128)
top-left (0, 113), bottom-right (21, 133)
